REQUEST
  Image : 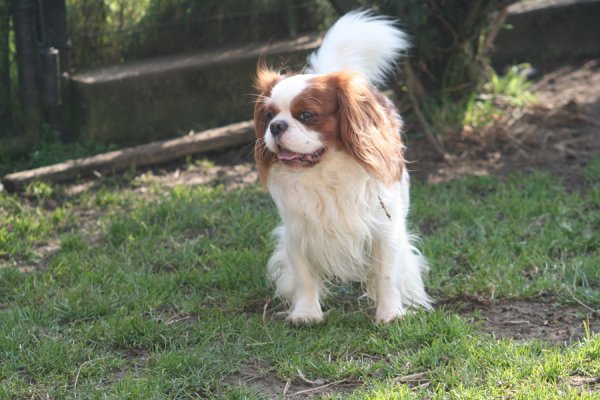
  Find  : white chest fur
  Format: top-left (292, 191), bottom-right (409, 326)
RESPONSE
top-left (268, 151), bottom-right (399, 282)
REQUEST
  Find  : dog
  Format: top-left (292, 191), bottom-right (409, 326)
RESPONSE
top-left (253, 10), bottom-right (431, 324)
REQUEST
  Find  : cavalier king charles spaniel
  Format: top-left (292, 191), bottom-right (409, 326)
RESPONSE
top-left (253, 10), bottom-right (432, 324)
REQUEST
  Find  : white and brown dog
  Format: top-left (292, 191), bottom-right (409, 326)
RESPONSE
top-left (253, 11), bottom-right (431, 324)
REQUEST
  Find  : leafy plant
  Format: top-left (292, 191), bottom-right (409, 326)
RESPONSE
top-left (464, 64), bottom-right (537, 128)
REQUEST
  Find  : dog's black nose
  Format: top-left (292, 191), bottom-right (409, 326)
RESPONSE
top-left (270, 120), bottom-right (288, 137)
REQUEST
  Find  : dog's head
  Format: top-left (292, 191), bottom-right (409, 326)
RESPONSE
top-left (254, 68), bottom-right (404, 185)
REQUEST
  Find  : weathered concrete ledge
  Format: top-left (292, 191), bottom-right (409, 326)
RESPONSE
top-left (493, 0), bottom-right (600, 65)
top-left (67, 35), bottom-right (321, 145)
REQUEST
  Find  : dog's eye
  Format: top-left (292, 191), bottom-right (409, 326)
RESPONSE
top-left (299, 111), bottom-right (315, 122)
top-left (266, 111), bottom-right (274, 121)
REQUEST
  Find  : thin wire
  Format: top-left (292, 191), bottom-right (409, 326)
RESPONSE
top-left (70, 1), bottom-right (316, 40)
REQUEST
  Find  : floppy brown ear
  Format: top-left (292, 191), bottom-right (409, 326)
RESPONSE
top-left (253, 67), bottom-right (282, 184)
top-left (335, 71), bottom-right (404, 185)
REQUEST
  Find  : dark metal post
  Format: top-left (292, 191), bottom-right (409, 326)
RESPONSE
top-left (39, 0), bottom-right (69, 134)
top-left (39, 0), bottom-right (69, 73)
top-left (40, 47), bottom-right (60, 107)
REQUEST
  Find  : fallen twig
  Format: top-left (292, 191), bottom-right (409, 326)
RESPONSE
top-left (292, 379), bottom-right (349, 396)
top-left (566, 288), bottom-right (600, 315)
top-left (392, 371), bottom-right (431, 384)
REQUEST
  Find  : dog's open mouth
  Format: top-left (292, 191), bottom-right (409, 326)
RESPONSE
top-left (277, 147), bottom-right (326, 168)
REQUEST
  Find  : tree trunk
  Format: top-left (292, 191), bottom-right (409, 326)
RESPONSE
top-left (12, 0), bottom-right (42, 147)
top-left (0, 0), bottom-right (11, 137)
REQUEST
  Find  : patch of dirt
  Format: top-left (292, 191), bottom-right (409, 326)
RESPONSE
top-left (0, 196), bottom-right (106, 273)
top-left (0, 239), bottom-right (62, 273)
top-left (445, 297), bottom-right (599, 343)
top-left (89, 349), bottom-right (152, 393)
top-left (223, 359), bottom-right (360, 398)
top-left (406, 59), bottom-right (600, 190)
top-left (152, 161), bottom-right (258, 191)
top-left (131, 145), bottom-right (260, 193)
top-left (566, 376), bottom-right (600, 393)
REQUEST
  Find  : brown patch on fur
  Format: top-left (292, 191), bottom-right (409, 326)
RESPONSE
top-left (253, 67), bottom-right (284, 184)
top-left (290, 76), bottom-right (341, 149)
top-left (334, 71), bottom-right (404, 184)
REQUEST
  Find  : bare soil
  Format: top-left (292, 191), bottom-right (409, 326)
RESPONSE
top-left (224, 359), bottom-right (361, 399)
top-left (443, 296), bottom-right (599, 343)
top-left (406, 59), bottom-right (600, 190)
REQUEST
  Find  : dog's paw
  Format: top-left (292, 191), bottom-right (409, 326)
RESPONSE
top-left (375, 307), bottom-right (406, 324)
top-left (286, 310), bottom-right (324, 325)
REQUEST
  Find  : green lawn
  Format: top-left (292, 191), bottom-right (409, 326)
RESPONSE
top-left (1, 160), bottom-right (599, 399)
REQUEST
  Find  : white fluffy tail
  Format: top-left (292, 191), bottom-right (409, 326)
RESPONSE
top-left (306, 10), bottom-right (408, 87)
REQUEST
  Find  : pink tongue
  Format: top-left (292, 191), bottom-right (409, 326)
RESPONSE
top-left (277, 150), bottom-right (304, 161)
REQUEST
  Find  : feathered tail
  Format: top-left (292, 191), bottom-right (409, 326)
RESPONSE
top-left (306, 10), bottom-right (408, 86)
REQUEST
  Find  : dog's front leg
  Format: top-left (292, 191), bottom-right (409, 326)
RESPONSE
top-left (372, 238), bottom-right (406, 323)
top-left (286, 247), bottom-right (324, 325)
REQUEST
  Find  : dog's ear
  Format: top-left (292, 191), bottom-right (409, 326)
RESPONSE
top-left (335, 71), bottom-right (404, 185)
top-left (253, 66), bottom-right (282, 184)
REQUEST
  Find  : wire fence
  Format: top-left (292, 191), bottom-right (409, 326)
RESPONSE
top-left (66, 0), bottom-right (336, 71)
top-left (70, 1), bottom-right (319, 40)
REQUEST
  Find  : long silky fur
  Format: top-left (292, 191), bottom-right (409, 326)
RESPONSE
top-left (254, 10), bottom-right (432, 321)
top-left (266, 151), bottom-right (431, 310)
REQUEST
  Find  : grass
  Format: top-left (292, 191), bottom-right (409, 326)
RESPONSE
top-left (0, 162), bottom-right (599, 398)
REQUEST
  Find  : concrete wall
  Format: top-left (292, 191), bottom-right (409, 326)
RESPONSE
top-left (493, 0), bottom-right (600, 65)
top-left (67, 35), bottom-right (321, 145)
